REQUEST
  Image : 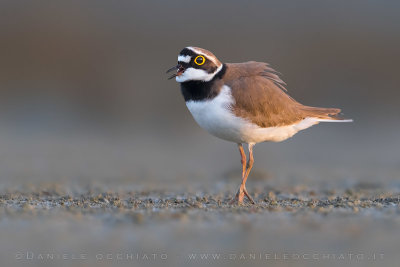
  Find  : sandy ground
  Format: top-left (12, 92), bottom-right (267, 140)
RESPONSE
top-left (0, 126), bottom-right (399, 267)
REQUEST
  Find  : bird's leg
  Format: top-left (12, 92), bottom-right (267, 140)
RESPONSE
top-left (239, 143), bottom-right (247, 179)
top-left (236, 143), bottom-right (247, 203)
top-left (230, 143), bottom-right (256, 205)
top-left (241, 143), bottom-right (255, 204)
top-left (229, 144), bottom-right (246, 204)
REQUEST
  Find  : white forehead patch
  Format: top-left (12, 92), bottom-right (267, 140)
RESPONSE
top-left (178, 55), bottom-right (191, 63)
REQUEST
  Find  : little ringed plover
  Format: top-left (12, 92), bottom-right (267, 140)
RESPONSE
top-left (167, 46), bottom-right (352, 205)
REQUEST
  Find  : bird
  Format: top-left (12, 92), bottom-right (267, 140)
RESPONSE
top-left (167, 46), bottom-right (352, 205)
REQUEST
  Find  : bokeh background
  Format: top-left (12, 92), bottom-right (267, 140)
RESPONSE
top-left (0, 1), bottom-right (400, 266)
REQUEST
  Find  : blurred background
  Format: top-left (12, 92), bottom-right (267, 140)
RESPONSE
top-left (0, 0), bottom-right (399, 188)
top-left (0, 1), bottom-right (400, 266)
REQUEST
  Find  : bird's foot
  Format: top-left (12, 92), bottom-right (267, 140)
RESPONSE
top-left (229, 185), bottom-right (255, 205)
top-left (243, 187), bottom-right (255, 204)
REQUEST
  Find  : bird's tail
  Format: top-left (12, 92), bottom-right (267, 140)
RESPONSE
top-left (300, 106), bottom-right (353, 122)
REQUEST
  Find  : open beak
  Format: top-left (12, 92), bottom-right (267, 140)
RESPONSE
top-left (166, 64), bottom-right (185, 80)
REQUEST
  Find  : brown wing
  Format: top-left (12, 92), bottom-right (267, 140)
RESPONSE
top-left (223, 62), bottom-right (341, 127)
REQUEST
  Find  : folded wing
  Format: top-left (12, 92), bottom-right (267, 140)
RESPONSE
top-left (224, 62), bottom-right (345, 128)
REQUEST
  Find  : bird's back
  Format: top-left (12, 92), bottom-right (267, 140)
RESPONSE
top-left (223, 62), bottom-right (344, 128)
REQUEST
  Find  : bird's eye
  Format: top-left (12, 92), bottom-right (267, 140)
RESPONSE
top-left (194, 55), bottom-right (205, 66)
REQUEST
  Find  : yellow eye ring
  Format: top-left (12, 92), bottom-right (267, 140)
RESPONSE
top-left (194, 55), bottom-right (205, 66)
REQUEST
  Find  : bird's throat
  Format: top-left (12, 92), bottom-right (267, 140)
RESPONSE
top-left (180, 64), bottom-right (226, 102)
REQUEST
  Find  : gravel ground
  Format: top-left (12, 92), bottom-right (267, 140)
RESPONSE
top-left (0, 129), bottom-right (399, 267)
top-left (1, 182), bottom-right (399, 267)
top-left (1, 183), bottom-right (399, 220)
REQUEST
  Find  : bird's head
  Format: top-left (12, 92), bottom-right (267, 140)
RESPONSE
top-left (167, 47), bottom-right (223, 82)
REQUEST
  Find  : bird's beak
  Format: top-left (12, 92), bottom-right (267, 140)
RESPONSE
top-left (166, 64), bottom-right (184, 80)
top-left (166, 65), bottom-right (179, 73)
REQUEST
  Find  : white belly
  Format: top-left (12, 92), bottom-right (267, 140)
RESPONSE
top-left (185, 85), bottom-right (319, 144)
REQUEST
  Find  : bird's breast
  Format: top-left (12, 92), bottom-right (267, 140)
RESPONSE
top-left (185, 85), bottom-right (253, 143)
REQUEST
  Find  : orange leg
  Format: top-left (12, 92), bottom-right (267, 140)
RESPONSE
top-left (239, 143), bottom-right (247, 178)
top-left (230, 143), bottom-right (256, 205)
